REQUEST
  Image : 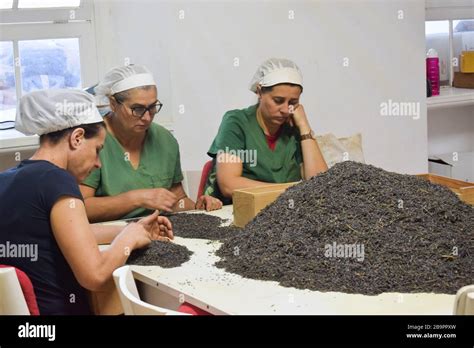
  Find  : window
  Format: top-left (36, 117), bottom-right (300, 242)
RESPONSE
top-left (0, 0), bottom-right (13, 10)
top-left (0, 0), bottom-right (82, 10)
top-left (0, 41), bottom-right (16, 122)
top-left (19, 38), bottom-right (82, 93)
top-left (425, 0), bottom-right (474, 87)
top-left (0, 0), bottom-right (97, 122)
top-left (453, 19), bottom-right (474, 72)
top-left (18, 0), bottom-right (80, 8)
top-left (425, 19), bottom-right (474, 87)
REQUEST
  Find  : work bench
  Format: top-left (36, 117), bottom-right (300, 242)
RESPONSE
top-left (91, 205), bottom-right (455, 315)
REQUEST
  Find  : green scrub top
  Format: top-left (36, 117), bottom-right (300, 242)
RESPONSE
top-left (204, 104), bottom-right (303, 204)
top-left (82, 123), bottom-right (184, 219)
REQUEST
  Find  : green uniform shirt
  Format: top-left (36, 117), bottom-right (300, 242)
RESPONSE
top-left (82, 123), bottom-right (184, 219)
top-left (204, 104), bottom-right (303, 204)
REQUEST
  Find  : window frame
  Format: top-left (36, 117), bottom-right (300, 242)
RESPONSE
top-left (0, 0), bottom-right (93, 23)
top-left (0, 0), bottom-right (98, 111)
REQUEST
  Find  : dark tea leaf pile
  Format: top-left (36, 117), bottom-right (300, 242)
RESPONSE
top-left (167, 213), bottom-right (240, 240)
top-left (127, 240), bottom-right (192, 268)
top-left (216, 161), bottom-right (474, 295)
top-left (126, 214), bottom-right (239, 266)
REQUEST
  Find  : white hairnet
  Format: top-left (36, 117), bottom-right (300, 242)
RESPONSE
top-left (94, 65), bottom-right (156, 108)
top-left (249, 58), bottom-right (303, 93)
top-left (15, 89), bottom-right (103, 136)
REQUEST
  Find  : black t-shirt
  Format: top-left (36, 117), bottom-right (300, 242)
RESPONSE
top-left (0, 160), bottom-right (91, 315)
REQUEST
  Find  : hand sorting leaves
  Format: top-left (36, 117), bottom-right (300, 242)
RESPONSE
top-left (137, 210), bottom-right (174, 242)
top-left (195, 195), bottom-right (223, 211)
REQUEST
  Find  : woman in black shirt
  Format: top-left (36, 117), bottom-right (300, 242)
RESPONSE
top-left (0, 89), bottom-right (173, 314)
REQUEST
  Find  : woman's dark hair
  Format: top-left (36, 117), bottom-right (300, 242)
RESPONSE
top-left (40, 121), bottom-right (105, 145)
top-left (260, 83), bottom-right (303, 94)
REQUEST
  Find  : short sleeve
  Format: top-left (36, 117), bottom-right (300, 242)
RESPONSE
top-left (81, 167), bottom-right (101, 189)
top-left (207, 111), bottom-right (246, 157)
top-left (39, 168), bottom-right (83, 212)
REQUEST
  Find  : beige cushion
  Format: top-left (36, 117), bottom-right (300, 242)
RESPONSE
top-left (315, 133), bottom-right (365, 168)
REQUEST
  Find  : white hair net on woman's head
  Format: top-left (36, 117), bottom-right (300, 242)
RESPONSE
top-left (15, 89), bottom-right (102, 136)
top-left (94, 65), bottom-right (156, 108)
top-left (249, 58), bottom-right (303, 93)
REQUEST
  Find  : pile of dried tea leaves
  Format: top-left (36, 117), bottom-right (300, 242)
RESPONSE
top-left (126, 213), bottom-right (240, 266)
top-left (127, 240), bottom-right (192, 267)
top-left (216, 161), bottom-right (474, 295)
top-left (167, 213), bottom-right (240, 240)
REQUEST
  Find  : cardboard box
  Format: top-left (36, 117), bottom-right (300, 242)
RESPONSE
top-left (417, 174), bottom-right (474, 205)
top-left (460, 51), bottom-right (474, 73)
top-left (453, 71), bottom-right (474, 89)
top-left (232, 182), bottom-right (297, 227)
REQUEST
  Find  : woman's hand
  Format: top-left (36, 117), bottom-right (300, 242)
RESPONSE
top-left (135, 188), bottom-right (178, 213)
top-left (120, 222), bottom-right (153, 249)
top-left (195, 195), bottom-right (223, 211)
top-left (289, 104), bottom-right (311, 133)
top-left (137, 210), bottom-right (174, 242)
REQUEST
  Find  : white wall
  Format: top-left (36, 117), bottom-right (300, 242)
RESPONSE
top-left (93, 0), bottom-right (428, 174)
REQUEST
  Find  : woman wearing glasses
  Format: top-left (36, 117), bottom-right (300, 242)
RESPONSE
top-left (80, 65), bottom-right (222, 222)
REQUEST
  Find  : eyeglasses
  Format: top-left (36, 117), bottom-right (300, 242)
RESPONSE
top-left (116, 99), bottom-right (163, 118)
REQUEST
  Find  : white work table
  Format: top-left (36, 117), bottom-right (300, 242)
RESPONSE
top-left (107, 205), bottom-right (456, 315)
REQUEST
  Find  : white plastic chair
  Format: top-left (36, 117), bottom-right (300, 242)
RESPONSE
top-left (112, 265), bottom-right (188, 315)
top-left (453, 285), bottom-right (474, 315)
top-left (0, 267), bottom-right (30, 315)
